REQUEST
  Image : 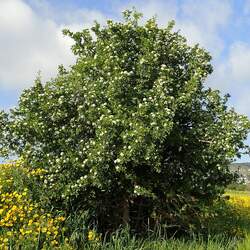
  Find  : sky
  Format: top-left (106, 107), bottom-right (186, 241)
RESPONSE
top-left (0, 0), bottom-right (250, 162)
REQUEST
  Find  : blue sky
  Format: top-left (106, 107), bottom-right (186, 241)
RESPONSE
top-left (1, 0), bottom-right (250, 162)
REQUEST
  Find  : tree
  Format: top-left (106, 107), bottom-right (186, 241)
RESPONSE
top-left (0, 10), bottom-right (249, 231)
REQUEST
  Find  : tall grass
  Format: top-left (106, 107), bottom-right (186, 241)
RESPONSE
top-left (56, 230), bottom-right (238, 250)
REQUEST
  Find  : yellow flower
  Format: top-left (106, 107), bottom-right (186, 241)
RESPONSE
top-left (20, 228), bottom-right (25, 235)
top-left (51, 240), bottom-right (58, 246)
top-left (88, 230), bottom-right (95, 241)
top-left (6, 231), bottom-right (12, 237)
top-left (41, 228), bottom-right (48, 233)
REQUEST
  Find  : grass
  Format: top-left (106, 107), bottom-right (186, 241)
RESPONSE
top-left (56, 232), bottom-right (239, 250)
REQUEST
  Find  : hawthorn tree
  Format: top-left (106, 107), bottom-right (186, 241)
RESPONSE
top-left (0, 10), bottom-right (249, 231)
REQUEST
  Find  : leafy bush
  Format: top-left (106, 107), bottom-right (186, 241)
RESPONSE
top-left (0, 9), bottom-right (249, 232)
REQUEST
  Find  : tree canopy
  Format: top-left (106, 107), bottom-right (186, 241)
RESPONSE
top-left (0, 10), bottom-right (249, 231)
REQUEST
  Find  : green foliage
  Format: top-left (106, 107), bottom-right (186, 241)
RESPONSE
top-left (0, 9), bottom-right (250, 231)
top-left (199, 198), bottom-right (250, 238)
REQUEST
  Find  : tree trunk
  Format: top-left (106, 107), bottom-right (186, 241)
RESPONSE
top-left (121, 197), bottom-right (129, 225)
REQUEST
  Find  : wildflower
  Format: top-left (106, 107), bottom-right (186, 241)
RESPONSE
top-left (88, 230), bottom-right (95, 241)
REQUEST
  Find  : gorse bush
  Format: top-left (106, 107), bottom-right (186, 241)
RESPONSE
top-left (0, 162), bottom-right (66, 249)
top-left (0, 9), bottom-right (249, 232)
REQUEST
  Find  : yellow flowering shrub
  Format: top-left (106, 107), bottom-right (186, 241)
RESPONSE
top-left (228, 192), bottom-right (250, 209)
top-left (0, 162), bottom-right (65, 249)
top-left (0, 160), bottom-right (46, 192)
top-left (225, 191), bottom-right (250, 237)
top-left (0, 163), bottom-right (16, 192)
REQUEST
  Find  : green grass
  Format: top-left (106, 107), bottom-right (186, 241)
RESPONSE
top-left (55, 232), bottom-right (239, 250)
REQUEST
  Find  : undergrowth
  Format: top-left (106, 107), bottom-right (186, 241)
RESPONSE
top-left (1, 161), bottom-right (250, 249)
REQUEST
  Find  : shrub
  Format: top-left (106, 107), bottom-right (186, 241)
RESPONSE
top-left (0, 9), bottom-right (249, 232)
top-left (0, 162), bottom-right (66, 249)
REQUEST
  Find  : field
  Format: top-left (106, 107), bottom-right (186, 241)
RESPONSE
top-left (1, 162), bottom-right (250, 249)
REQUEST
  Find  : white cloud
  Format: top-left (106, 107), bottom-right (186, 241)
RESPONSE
top-left (0, 0), bottom-right (107, 90)
top-left (209, 42), bottom-right (250, 89)
top-left (207, 41), bottom-right (250, 116)
top-left (180, 0), bottom-right (231, 29)
top-left (233, 90), bottom-right (250, 115)
top-left (176, 0), bottom-right (232, 57)
top-left (228, 42), bottom-right (250, 82)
